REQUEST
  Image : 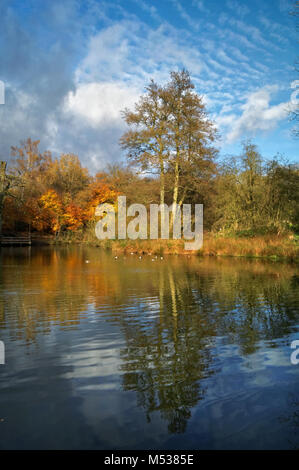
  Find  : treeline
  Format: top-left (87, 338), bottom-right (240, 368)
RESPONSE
top-left (1, 69), bottom-right (298, 239)
top-left (1, 139), bottom-right (117, 237)
top-left (1, 137), bottom-right (298, 239)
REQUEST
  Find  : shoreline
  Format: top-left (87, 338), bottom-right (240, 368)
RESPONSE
top-left (29, 234), bottom-right (299, 263)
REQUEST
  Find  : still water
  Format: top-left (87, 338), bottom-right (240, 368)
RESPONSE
top-left (0, 246), bottom-right (298, 449)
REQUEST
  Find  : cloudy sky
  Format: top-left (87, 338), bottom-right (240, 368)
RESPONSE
top-left (0, 0), bottom-right (298, 172)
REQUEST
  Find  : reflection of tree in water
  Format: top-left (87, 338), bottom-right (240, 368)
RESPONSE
top-left (119, 265), bottom-right (217, 433)
top-left (0, 248), bottom-right (90, 342)
top-left (0, 246), bottom-right (122, 342)
top-left (209, 268), bottom-right (299, 355)
top-left (115, 261), bottom-right (299, 434)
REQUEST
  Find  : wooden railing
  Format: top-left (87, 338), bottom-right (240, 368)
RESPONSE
top-left (0, 236), bottom-right (31, 246)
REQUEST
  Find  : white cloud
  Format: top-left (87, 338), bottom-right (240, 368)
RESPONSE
top-left (223, 86), bottom-right (289, 142)
top-left (75, 20), bottom-right (207, 87)
top-left (170, 0), bottom-right (199, 31)
top-left (131, 0), bottom-right (162, 23)
top-left (217, 50), bottom-right (238, 66)
top-left (220, 17), bottom-right (279, 54)
top-left (258, 16), bottom-right (290, 45)
top-left (192, 0), bottom-right (209, 14)
top-left (226, 0), bottom-right (249, 17)
top-left (64, 82), bottom-right (140, 127)
top-left (228, 46), bottom-right (249, 63)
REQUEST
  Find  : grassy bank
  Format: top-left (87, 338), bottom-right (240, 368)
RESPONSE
top-left (201, 234), bottom-right (299, 262)
top-left (50, 231), bottom-right (299, 262)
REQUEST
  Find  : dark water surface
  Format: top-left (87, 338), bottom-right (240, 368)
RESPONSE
top-left (0, 246), bottom-right (298, 449)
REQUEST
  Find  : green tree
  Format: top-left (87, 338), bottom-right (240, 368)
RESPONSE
top-left (215, 142), bottom-right (264, 233)
top-left (214, 142), bottom-right (299, 235)
top-left (265, 159), bottom-right (299, 232)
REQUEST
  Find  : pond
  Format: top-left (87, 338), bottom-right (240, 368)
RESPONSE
top-left (0, 246), bottom-right (298, 449)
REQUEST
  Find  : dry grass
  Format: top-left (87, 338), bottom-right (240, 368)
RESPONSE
top-left (201, 233), bottom-right (299, 262)
top-left (108, 238), bottom-right (186, 255)
top-left (107, 234), bottom-right (299, 261)
top-left (53, 229), bottom-right (299, 261)
top-left (100, 234), bottom-right (298, 261)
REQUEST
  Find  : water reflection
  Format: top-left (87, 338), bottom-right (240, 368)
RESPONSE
top-left (0, 246), bottom-right (298, 448)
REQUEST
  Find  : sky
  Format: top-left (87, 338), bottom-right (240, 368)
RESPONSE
top-left (0, 0), bottom-right (298, 172)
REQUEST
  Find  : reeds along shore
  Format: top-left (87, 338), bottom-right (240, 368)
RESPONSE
top-left (52, 231), bottom-right (299, 262)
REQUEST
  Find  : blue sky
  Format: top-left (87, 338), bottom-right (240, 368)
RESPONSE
top-left (0, 0), bottom-right (298, 172)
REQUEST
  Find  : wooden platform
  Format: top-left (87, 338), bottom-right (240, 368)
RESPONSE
top-left (0, 236), bottom-right (31, 246)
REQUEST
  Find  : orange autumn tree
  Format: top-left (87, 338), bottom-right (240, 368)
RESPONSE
top-left (39, 189), bottom-right (65, 236)
top-left (39, 190), bottom-right (86, 233)
top-left (25, 197), bottom-right (51, 232)
top-left (38, 183), bottom-right (118, 236)
top-left (83, 182), bottom-right (118, 222)
top-left (64, 203), bottom-right (85, 231)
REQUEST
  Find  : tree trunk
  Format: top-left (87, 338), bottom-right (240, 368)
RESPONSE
top-left (0, 162), bottom-right (8, 236)
top-left (170, 151), bottom-right (180, 231)
top-left (159, 149), bottom-right (166, 237)
top-left (160, 156), bottom-right (165, 206)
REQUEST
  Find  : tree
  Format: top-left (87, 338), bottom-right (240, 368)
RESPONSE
top-left (97, 163), bottom-right (160, 207)
top-left (0, 162), bottom-right (12, 235)
top-left (39, 189), bottom-right (65, 236)
top-left (162, 70), bottom-right (217, 211)
top-left (264, 159), bottom-right (299, 232)
top-left (64, 203), bottom-right (86, 231)
top-left (120, 70), bottom-right (217, 230)
top-left (9, 138), bottom-right (52, 231)
top-left (120, 79), bottom-right (170, 212)
top-left (214, 142), bottom-right (264, 233)
top-left (47, 153), bottom-right (90, 199)
top-left (0, 160), bottom-right (26, 235)
top-left (11, 138), bottom-right (52, 178)
top-left (81, 181), bottom-right (118, 222)
top-left (214, 141), bottom-right (299, 234)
